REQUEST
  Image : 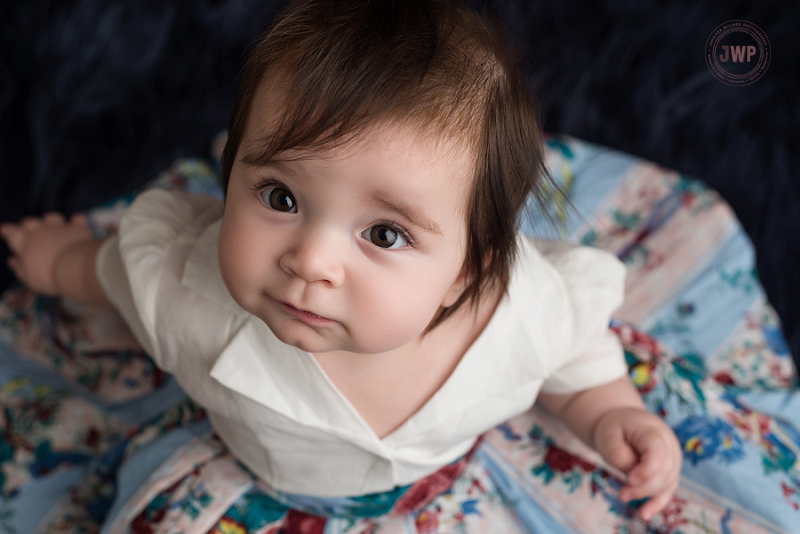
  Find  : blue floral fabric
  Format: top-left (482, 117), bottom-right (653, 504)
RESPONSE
top-left (0, 136), bottom-right (796, 533)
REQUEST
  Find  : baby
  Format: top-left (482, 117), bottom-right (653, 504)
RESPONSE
top-left (1, 0), bottom-right (681, 527)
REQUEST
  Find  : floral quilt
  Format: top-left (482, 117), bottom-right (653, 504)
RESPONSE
top-left (0, 135), bottom-right (796, 533)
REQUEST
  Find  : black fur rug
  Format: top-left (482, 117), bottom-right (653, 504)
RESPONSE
top-left (1, 0), bottom-right (799, 370)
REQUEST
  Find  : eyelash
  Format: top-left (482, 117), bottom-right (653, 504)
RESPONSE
top-left (251, 177), bottom-right (283, 194)
top-left (251, 176), bottom-right (416, 248)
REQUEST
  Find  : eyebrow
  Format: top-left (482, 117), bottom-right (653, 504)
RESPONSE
top-left (371, 196), bottom-right (443, 236)
top-left (239, 155), bottom-right (309, 187)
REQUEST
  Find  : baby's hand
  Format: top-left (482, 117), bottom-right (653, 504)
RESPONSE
top-left (592, 407), bottom-right (682, 521)
top-left (0, 213), bottom-right (93, 295)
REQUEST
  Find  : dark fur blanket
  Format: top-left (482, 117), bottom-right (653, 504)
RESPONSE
top-left (1, 0), bottom-right (798, 369)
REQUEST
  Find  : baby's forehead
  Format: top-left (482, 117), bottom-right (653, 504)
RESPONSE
top-left (242, 83), bottom-right (476, 178)
top-left (242, 78), bottom-right (289, 140)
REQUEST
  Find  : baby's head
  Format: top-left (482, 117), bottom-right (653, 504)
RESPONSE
top-left (221, 0), bottom-right (553, 339)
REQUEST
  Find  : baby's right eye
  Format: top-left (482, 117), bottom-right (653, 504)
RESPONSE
top-left (261, 186), bottom-right (297, 213)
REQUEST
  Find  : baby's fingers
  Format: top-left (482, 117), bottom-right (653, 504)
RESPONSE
top-left (604, 440), bottom-right (638, 474)
top-left (621, 439), bottom-right (678, 500)
top-left (0, 223), bottom-right (24, 251)
top-left (626, 437), bottom-right (666, 488)
top-left (20, 217), bottom-right (43, 231)
top-left (621, 465), bottom-right (670, 503)
top-left (595, 420), bottom-right (638, 473)
top-left (635, 489), bottom-right (675, 522)
top-left (43, 212), bottom-right (65, 224)
top-left (69, 212), bottom-right (89, 229)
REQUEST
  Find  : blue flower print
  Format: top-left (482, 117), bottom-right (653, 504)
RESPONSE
top-left (673, 415), bottom-right (745, 466)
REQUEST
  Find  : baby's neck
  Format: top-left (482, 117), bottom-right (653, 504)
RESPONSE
top-left (312, 286), bottom-right (504, 438)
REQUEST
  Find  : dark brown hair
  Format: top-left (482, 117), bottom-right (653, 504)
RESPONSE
top-left (222, 0), bottom-right (562, 330)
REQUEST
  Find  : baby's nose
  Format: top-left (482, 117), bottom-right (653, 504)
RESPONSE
top-left (279, 229), bottom-right (345, 287)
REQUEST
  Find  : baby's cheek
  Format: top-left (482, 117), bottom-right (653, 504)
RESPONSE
top-left (218, 244), bottom-right (260, 309)
top-left (351, 286), bottom-right (435, 353)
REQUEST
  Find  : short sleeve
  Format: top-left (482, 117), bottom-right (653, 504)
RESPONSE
top-left (95, 189), bottom-right (222, 363)
top-left (96, 233), bottom-right (156, 356)
top-left (537, 242), bottom-right (628, 394)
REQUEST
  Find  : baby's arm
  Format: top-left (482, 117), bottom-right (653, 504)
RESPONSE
top-left (0, 213), bottom-right (110, 306)
top-left (538, 376), bottom-right (681, 521)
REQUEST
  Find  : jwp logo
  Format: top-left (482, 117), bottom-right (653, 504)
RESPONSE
top-left (718, 45), bottom-right (757, 63)
top-left (705, 21), bottom-right (770, 85)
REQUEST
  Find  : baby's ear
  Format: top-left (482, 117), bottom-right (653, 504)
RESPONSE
top-left (441, 267), bottom-right (470, 308)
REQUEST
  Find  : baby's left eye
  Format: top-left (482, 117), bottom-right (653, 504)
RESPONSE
top-left (361, 224), bottom-right (408, 249)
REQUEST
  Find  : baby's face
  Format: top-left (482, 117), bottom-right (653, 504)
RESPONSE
top-left (218, 94), bottom-right (474, 355)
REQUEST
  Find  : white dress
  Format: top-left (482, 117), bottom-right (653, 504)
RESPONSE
top-left (96, 189), bottom-right (627, 497)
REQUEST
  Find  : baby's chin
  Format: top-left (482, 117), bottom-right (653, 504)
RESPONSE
top-left (266, 321), bottom-right (416, 357)
top-left (260, 316), bottom-right (345, 354)
top-left (260, 322), bottom-right (313, 350)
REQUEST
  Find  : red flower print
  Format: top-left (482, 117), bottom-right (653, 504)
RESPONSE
top-left (280, 509), bottom-right (326, 534)
top-left (658, 497), bottom-right (689, 531)
top-left (544, 445), bottom-right (595, 473)
top-left (392, 439), bottom-right (478, 515)
top-left (393, 461), bottom-right (464, 515)
top-left (713, 372), bottom-right (735, 386)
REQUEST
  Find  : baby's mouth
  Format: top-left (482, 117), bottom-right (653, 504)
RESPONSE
top-left (280, 301), bottom-right (334, 324)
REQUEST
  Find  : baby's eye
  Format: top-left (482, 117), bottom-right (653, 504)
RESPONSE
top-left (362, 224), bottom-right (408, 249)
top-left (261, 186), bottom-right (296, 213)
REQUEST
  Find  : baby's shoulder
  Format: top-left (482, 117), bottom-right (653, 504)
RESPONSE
top-left (118, 190), bottom-right (229, 303)
top-left (508, 236), bottom-right (626, 349)
top-left (120, 189), bottom-right (223, 243)
top-left (517, 236), bottom-right (626, 295)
